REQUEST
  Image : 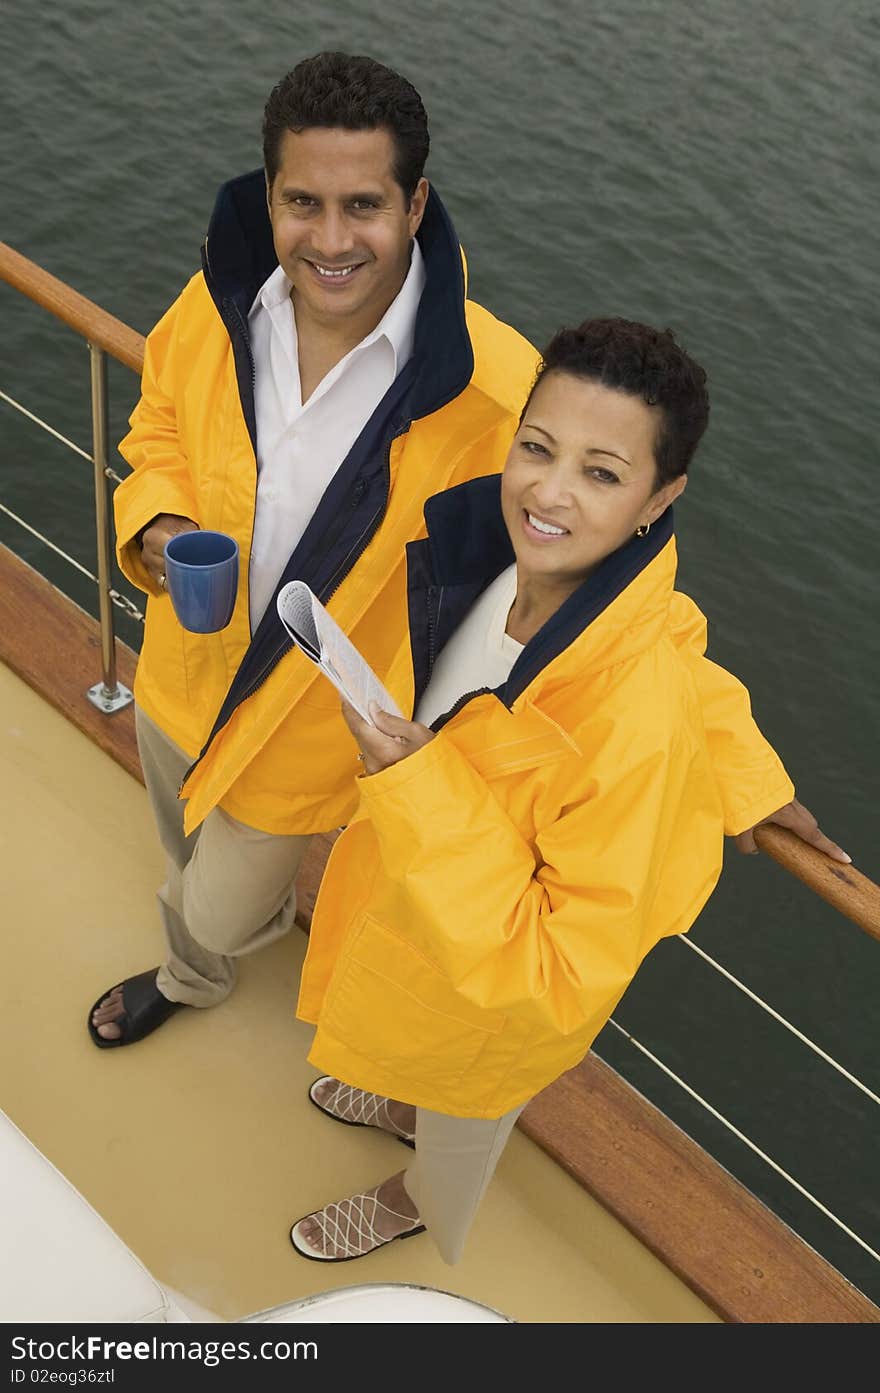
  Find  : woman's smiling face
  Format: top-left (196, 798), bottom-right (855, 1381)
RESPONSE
top-left (501, 370), bottom-right (687, 591)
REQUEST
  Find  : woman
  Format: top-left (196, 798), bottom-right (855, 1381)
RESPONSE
top-left (289, 317), bottom-right (837, 1264)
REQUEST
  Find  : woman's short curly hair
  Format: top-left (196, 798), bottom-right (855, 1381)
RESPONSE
top-left (524, 318), bottom-right (710, 487)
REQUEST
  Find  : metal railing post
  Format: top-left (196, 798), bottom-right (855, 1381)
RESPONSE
top-left (85, 342), bottom-right (133, 713)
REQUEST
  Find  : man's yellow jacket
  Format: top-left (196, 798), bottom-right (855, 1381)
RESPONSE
top-left (113, 172), bottom-right (791, 840)
top-left (114, 175), bottom-right (541, 834)
top-left (297, 479), bottom-right (791, 1117)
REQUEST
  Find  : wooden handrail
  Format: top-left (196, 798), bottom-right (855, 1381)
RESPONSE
top-left (0, 241), bottom-right (145, 375)
top-left (754, 825), bottom-right (880, 943)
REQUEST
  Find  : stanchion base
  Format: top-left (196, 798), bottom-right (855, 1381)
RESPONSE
top-left (86, 681), bottom-right (134, 714)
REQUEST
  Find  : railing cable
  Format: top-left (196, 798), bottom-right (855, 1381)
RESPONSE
top-left (0, 501), bottom-right (144, 624)
top-left (1, 388), bottom-right (126, 484)
top-left (607, 1016), bottom-right (880, 1263)
top-left (0, 500), bottom-right (94, 581)
top-left (676, 935), bottom-right (880, 1106)
top-left (1, 387), bottom-right (92, 462)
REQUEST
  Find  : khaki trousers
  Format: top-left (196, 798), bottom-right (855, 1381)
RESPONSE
top-left (404, 1102), bottom-right (527, 1265)
top-left (136, 707), bottom-right (312, 1007)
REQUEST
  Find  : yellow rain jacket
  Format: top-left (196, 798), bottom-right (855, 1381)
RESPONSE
top-left (113, 175), bottom-right (539, 835)
top-left (114, 172), bottom-right (791, 843)
top-left (297, 477), bottom-right (793, 1117)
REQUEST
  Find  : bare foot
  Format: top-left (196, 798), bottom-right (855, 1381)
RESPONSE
top-left (91, 986), bottom-right (125, 1041)
top-left (294, 1172), bottom-right (421, 1259)
top-left (312, 1078), bottom-right (416, 1141)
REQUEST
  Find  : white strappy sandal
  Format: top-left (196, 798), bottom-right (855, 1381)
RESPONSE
top-left (308, 1076), bottom-right (416, 1149)
top-left (290, 1185), bottom-right (426, 1262)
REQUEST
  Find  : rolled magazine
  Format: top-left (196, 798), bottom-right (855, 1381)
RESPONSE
top-left (277, 580), bottom-right (403, 725)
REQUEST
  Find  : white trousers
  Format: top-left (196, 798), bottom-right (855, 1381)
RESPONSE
top-left (405, 1102), bottom-right (527, 1264)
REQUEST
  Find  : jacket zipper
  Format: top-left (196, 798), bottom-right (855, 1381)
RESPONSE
top-left (419, 580), bottom-right (499, 731)
top-left (205, 238), bottom-right (257, 400)
top-left (227, 298), bottom-right (257, 396)
top-left (425, 586), bottom-right (438, 677)
top-left (430, 686), bottom-right (493, 734)
top-left (202, 253), bottom-right (259, 594)
top-left (228, 296), bottom-right (258, 576)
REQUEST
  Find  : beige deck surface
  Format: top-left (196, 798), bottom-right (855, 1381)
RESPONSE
top-left (0, 661), bottom-right (718, 1323)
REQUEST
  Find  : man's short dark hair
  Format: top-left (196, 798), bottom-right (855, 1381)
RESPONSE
top-left (263, 52), bottom-right (429, 201)
top-left (525, 318), bottom-right (710, 487)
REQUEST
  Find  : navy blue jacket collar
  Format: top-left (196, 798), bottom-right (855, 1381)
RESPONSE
top-left (407, 474), bottom-right (675, 719)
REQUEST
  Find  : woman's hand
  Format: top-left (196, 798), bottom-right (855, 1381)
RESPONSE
top-left (734, 797), bottom-right (850, 863)
top-left (342, 700), bottom-right (436, 775)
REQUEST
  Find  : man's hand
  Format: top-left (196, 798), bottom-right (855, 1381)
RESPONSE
top-left (140, 513), bottom-right (198, 585)
top-left (735, 798), bottom-right (850, 863)
top-left (342, 700), bottom-right (436, 775)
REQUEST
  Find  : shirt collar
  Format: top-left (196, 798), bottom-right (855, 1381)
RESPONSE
top-left (250, 262), bottom-right (291, 315)
top-left (248, 240), bottom-right (425, 374)
top-left (368, 239), bottom-right (425, 372)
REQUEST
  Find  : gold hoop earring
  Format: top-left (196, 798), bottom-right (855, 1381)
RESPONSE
top-left (635, 523), bottom-right (651, 538)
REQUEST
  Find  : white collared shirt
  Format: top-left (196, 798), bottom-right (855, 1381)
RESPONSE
top-left (247, 241), bottom-right (425, 629)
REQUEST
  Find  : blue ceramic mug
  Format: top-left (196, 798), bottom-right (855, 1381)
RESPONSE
top-left (163, 530), bottom-right (239, 633)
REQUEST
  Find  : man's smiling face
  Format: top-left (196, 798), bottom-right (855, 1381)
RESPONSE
top-left (267, 126), bottom-right (427, 335)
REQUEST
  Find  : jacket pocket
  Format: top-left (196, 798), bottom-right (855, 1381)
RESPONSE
top-left (322, 915), bottom-right (505, 1092)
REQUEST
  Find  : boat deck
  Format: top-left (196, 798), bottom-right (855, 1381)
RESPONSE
top-left (0, 660), bottom-right (718, 1322)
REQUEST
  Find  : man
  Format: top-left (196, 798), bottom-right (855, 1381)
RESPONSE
top-left (89, 51), bottom-right (845, 1047)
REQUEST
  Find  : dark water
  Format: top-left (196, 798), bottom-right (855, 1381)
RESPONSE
top-left (2, 0), bottom-right (878, 1303)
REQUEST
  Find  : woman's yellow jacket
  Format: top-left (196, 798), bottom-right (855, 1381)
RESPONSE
top-left (297, 479), bottom-right (792, 1117)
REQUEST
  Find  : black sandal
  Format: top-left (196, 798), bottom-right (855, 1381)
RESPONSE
top-left (87, 968), bottom-right (185, 1049)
